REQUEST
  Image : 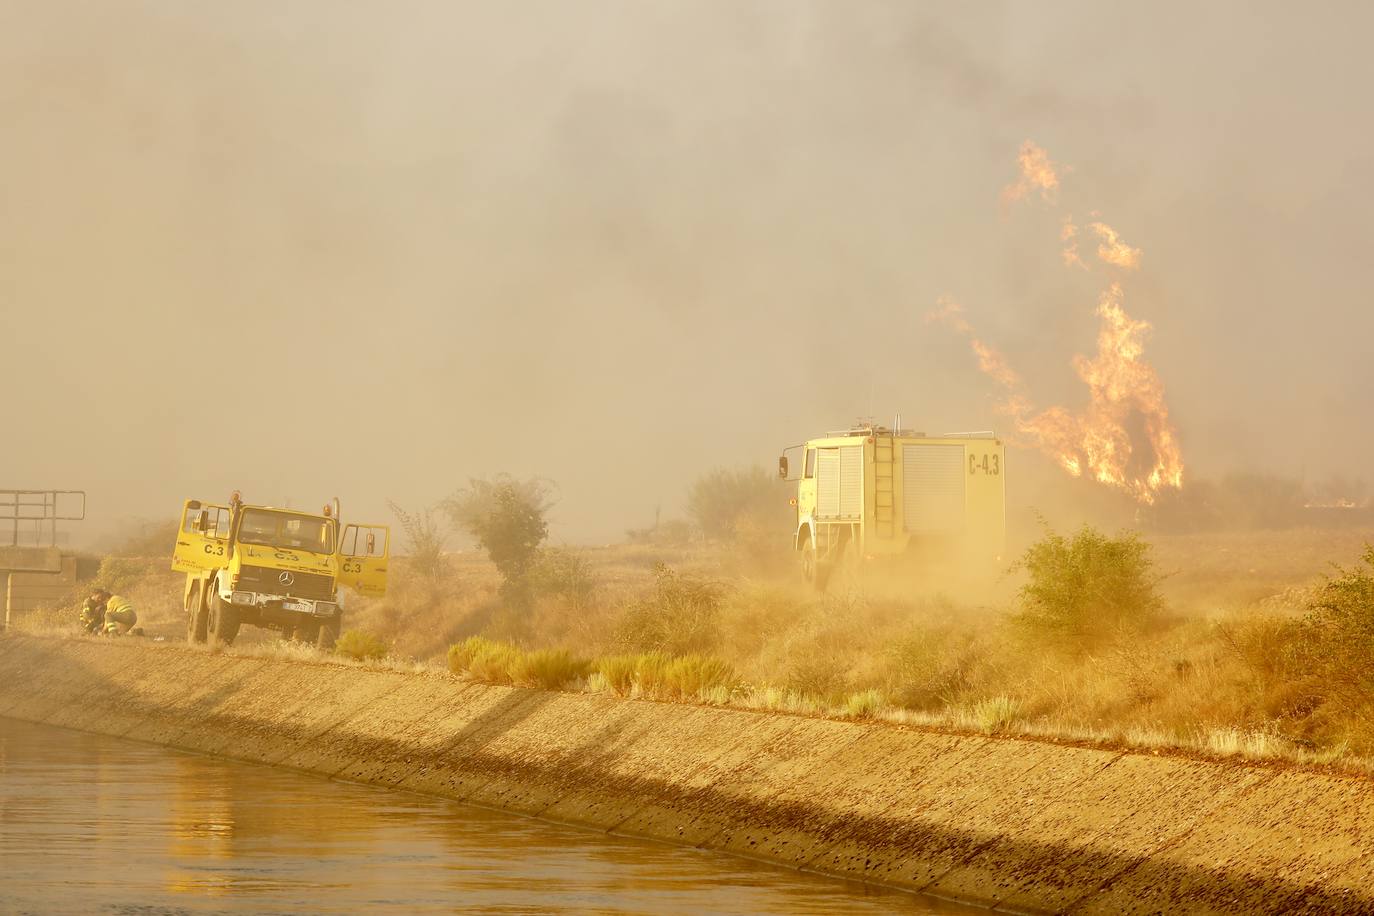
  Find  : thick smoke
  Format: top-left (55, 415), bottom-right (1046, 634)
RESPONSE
top-left (3, 2), bottom-right (1372, 543)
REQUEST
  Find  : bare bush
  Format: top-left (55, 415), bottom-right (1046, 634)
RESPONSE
top-left (530, 547), bottom-right (597, 612)
top-left (686, 466), bottom-right (788, 542)
top-left (614, 564), bottom-right (723, 655)
top-left (387, 500), bottom-right (448, 580)
top-left (882, 626), bottom-right (984, 711)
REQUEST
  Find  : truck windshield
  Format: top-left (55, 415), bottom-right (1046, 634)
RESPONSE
top-left (236, 510), bottom-right (334, 554)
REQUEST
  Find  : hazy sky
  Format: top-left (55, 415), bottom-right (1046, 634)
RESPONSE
top-left (3, 1), bottom-right (1371, 544)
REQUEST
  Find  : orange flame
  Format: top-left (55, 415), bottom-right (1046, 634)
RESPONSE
top-left (1090, 221), bottom-right (1142, 269)
top-left (929, 297), bottom-right (1025, 394)
top-left (934, 144), bottom-right (1184, 504)
top-left (1061, 216), bottom-right (1086, 270)
top-left (1001, 141), bottom-right (1062, 205)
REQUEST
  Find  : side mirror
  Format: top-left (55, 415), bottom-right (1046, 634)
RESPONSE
top-left (778, 456), bottom-right (789, 480)
top-left (197, 510), bottom-right (210, 533)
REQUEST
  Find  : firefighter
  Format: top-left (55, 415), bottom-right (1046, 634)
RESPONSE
top-left (81, 588), bottom-right (139, 636)
top-left (79, 588), bottom-right (107, 634)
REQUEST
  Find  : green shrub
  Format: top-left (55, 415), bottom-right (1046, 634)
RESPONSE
top-left (91, 557), bottom-right (148, 597)
top-left (1288, 546), bottom-right (1374, 747)
top-left (1014, 525), bottom-right (1164, 649)
top-left (1307, 546), bottom-right (1374, 643)
top-left (509, 648), bottom-right (592, 689)
top-left (334, 629), bottom-right (389, 661)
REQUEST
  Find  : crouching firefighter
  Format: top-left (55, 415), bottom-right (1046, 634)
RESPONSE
top-left (80, 588), bottom-right (140, 636)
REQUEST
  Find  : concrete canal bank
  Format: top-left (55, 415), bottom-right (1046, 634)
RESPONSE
top-left (2, 633), bottom-right (1371, 914)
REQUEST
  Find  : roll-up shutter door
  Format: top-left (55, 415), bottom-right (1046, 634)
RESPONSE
top-left (816, 446), bottom-right (863, 520)
top-left (902, 444), bottom-right (965, 533)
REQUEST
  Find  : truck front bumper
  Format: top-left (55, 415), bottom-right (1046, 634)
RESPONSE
top-left (230, 590), bottom-right (338, 617)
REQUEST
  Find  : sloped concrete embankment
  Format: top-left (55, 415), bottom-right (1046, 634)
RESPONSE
top-left (1, 634), bottom-right (1372, 915)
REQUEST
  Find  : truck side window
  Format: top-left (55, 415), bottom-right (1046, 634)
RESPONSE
top-left (804, 449), bottom-right (816, 479)
top-left (185, 506), bottom-right (229, 538)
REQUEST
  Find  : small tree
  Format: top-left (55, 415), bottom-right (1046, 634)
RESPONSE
top-left (1014, 524), bottom-right (1164, 649)
top-left (444, 476), bottom-right (554, 608)
top-left (686, 465), bottom-right (785, 541)
top-left (387, 500), bottom-right (448, 580)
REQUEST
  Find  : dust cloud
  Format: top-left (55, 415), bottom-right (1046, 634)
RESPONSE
top-left (3, 1), bottom-right (1372, 544)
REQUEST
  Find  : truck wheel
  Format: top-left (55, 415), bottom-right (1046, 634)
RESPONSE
top-left (207, 589), bottom-right (241, 646)
top-left (802, 541), bottom-right (829, 590)
top-left (186, 583), bottom-right (209, 645)
top-left (295, 621), bottom-right (321, 644)
top-left (316, 616), bottom-right (340, 650)
top-left (813, 559), bottom-right (833, 592)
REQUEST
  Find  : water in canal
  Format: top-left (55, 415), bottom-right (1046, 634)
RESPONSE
top-left (0, 718), bottom-right (965, 914)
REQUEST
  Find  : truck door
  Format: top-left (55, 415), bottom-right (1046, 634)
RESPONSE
top-left (339, 524), bottom-right (390, 597)
top-left (171, 500), bottom-right (231, 573)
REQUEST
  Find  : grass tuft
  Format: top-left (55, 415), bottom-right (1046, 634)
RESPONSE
top-left (509, 648), bottom-right (591, 689)
top-left (970, 695), bottom-right (1021, 735)
top-left (843, 689), bottom-right (886, 720)
top-left (334, 629), bottom-right (389, 662)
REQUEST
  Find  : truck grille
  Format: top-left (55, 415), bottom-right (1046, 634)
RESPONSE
top-left (237, 565), bottom-right (335, 601)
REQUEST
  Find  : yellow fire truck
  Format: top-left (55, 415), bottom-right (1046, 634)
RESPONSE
top-left (779, 423), bottom-right (1006, 588)
top-left (171, 493), bottom-right (389, 648)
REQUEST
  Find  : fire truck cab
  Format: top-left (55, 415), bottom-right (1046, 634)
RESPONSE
top-left (171, 493), bottom-right (389, 648)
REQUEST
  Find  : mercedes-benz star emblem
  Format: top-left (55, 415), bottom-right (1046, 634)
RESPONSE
top-left (279, 571), bottom-right (295, 586)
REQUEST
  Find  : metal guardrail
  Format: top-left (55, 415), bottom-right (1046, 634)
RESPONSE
top-left (0, 490), bottom-right (86, 548)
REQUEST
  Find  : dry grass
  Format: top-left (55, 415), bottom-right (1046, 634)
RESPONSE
top-left (46, 524), bottom-right (1374, 770)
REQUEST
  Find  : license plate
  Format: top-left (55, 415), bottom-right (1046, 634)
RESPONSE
top-left (281, 600), bottom-right (311, 613)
